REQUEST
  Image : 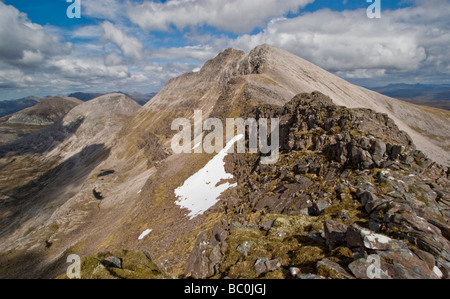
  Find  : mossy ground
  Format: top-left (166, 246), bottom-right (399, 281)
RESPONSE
top-left (219, 210), bottom-right (362, 279)
top-left (58, 250), bottom-right (169, 279)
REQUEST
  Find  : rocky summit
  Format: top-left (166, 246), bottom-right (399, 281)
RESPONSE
top-left (184, 92), bottom-right (450, 279)
top-left (0, 45), bottom-right (449, 279)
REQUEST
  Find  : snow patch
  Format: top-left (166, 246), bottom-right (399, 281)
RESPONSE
top-left (175, 134), bottom-right (244, 219)
top-left (138, 229), bottom-right (152, 240)
top-left (433, 266), bottom-right (443, 278)
top-left (192, 142), bottom-right (202, 150)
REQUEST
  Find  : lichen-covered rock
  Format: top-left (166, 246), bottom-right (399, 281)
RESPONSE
top-left (377, 249), bottom-right (440, 279)
top-left (348, 255), bottom-right (391, 279)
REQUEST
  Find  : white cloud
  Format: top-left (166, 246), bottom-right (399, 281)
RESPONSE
top-left (100, 21), bottom-right (144, 60)
top-left (128, 0), bottom-right (314, 33)
top-left (0, 2), bottom-right (71, 68)
top-left (83, 0), bottom-right (126, 20)
top-left (2, 0), bottom-right (449, 99)
top-left (149, 45), bottom-right (218, 62)
top-left (20, 50), bottom-right (45, 66)
top-left (227, 1), bottom-right (450, 80)
top-left (104, 53), bottom-right (123, 66)
top-left (72, 25), bottom-right (104, 39)
top-left (50, 56), bottom-right (130, 80)
top-left (0, 67), bottom-right (30, 89)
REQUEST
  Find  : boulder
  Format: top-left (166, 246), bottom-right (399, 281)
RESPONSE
top-left (377, 249), bottom-right (439, 279)
top-left (265, 258), bottom-right (282, 272)
top-left (210, 225), bottom-right (228, 245)
top-left (428, 219), bottom-right (450, 242)
top-left (346, 224), bottom-right (407, 251)
top-left (254, 258), bottom-right (268, 275)
top-left (324, 220), bottom-right (348, 251)
top-left (184, 232), bottom-right (211, 279)
top-left (388, 145), bottom-right (404, 160)
top-left (348, 255), bottom-right (391, 279)
top-left (309, 199), bottom-right (331, 216)
top-left (371, 140), bottom-right (386, 164)
top-left (102, 256), bottom-right (122, 269)
top-left (411, 248), bottom-right (436, 270)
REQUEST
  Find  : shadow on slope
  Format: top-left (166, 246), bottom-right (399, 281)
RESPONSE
top-left (0, 143), bottom-right (110, 243)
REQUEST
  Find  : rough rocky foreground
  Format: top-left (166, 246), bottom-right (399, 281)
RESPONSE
top-left (183, 92), bottom-right (450, 279)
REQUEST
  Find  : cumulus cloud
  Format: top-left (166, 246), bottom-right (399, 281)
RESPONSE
top-left (0, 67), bottom-right (32, 89)
top-left (228, 0), bottom-right (450, 81)
top-left (100, 21), bottom-right (144, 60)
top-left (0, 2), bottom-right (71, 68)
top-left (104, 52), bottom-right (124, 66)
top-left (148, 45), bottom-right (218, 62)
top-left (2, 0), bottom-right (449, 99)
top-left (128, 0), bottom-right (314, 33)
top-left (83, 0), bottom-right (127, 20)
top-left (72, 25), bottom-right (104, 39)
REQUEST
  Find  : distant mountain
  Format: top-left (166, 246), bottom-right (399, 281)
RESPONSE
top-left (0, 96), bottom-right (40, 117)
top-left (68, 91), bottom-right (157, 105)
top-left (119, 91), bottom-right (158, 106)
top-left (370, 83), bottom-right (450, 110)
top-left (67, 92), bottom-right (104, 102)
top-left (0, 96), bottom-right (82, 146)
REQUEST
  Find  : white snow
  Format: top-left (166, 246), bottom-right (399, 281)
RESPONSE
top-left (433, 266), bottom-right (443, 278)
top-left (175, 134), bottom-right (244, 219)
top-left (138, 229), bottom-right (152, 240)
top-left (192, 142), bottom-right (202, 150)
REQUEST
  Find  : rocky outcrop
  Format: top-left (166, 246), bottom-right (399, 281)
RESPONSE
top-left (182, 92), bottom-right (449, 279)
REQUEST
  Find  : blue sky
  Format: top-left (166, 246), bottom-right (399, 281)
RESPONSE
top-left (0, 0), bottom-right (449, 99)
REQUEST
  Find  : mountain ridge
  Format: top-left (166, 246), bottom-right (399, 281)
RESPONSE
top-left (0, 96), bottom-right (41, 117)
top-left (0, 96), bottom-right (82, 146)
top-left (0, 45), bottom-right (449, 279)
